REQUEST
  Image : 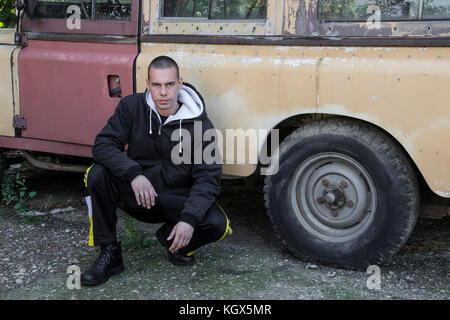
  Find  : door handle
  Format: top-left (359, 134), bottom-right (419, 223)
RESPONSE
top-left (108, 75), bottom-right (122, 98)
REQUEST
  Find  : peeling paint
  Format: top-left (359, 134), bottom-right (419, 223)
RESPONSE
top-left (284, 58), bottom-right (318, 67)
top-left (284, 0), bottom-right (300, 35)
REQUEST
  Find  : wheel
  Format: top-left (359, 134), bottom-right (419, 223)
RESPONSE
top-left (264, 118), bottom-right (419, 269)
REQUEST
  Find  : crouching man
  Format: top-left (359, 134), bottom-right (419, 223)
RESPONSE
top-left (81, 56), bottom-right (231, 286)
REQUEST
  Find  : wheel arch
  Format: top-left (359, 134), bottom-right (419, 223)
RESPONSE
top-left (258, 113), bottom-right (435, 199)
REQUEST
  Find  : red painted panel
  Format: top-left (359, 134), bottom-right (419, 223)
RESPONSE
top-left (18, 40), bottom-right (137, 146)
top-left (0, 136), bottom-right (92, 158)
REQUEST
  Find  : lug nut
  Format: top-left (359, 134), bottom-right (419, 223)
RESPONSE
top-left (316, 197), bottom-right (324, 204)
top-left (340, 181), bottom-right (348, 188)
top-left (321, 179), bottom-right (329, 187)
top-left (331, 210), bottom-right (338, 217)
top-left (346, 200), bottom-right (354, 207)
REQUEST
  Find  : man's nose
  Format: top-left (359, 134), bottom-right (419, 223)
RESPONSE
top-left (161, 85), bottom-right (168, 95)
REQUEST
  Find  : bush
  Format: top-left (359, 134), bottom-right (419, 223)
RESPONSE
top-left (0, 0), bottom-right (16, 28)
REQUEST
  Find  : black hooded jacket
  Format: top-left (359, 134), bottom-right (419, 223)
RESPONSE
top-left (92, 83), bottom-right (222, 229)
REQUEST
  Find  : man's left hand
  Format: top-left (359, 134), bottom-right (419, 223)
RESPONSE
top-left (167, 222), bottom-right (194, 253)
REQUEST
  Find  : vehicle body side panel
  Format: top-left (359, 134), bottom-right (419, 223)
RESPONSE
top-left (0, 29), bottom-right (18, 137)
top-left (18, 40), bottom-right (137, 146)
top-left (0, 135), bottom-right (93, 158)
top-left (136, 42), bottom-right (450, 197)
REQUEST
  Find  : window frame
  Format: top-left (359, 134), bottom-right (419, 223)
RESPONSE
top-left (22, 0), bottom-right (139, 36)
top-left (284, 0), bottom-right (450, 38)
top-left (146, 0), bottom-right (283, 36)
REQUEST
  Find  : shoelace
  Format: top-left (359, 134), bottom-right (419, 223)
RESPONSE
top-left (95, 248), bottom-right (113, 266)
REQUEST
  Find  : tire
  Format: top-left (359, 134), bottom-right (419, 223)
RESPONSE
top-left (264, 118), bottom-right (419, 269)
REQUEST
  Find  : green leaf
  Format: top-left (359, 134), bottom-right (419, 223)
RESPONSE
top-left (29, 191), bottom-right (37, 198)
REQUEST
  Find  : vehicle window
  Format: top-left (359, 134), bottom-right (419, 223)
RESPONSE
top-left (34, 0), bottom-right (132, 21)
top-left (318, 0), bottom-right (431, 22)
top-left (162, 0), bottom-right (267, 20)
top-left (423, 0), bottom-right (450, 20)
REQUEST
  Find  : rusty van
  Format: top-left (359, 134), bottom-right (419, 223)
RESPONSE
top-left (0, 0), bottom-right (449, 269)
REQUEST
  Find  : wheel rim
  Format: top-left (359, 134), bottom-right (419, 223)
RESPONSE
top-left (288, 152), bottom-right (377, 243)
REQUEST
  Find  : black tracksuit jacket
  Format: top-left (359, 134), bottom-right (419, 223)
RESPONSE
top-left (92, 83), bottom-right (222, 229)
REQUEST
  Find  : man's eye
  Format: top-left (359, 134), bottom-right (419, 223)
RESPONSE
top-left (152, 84), bottom-right (160, 88)
top-left (167, 83), bottom-right (175, 87)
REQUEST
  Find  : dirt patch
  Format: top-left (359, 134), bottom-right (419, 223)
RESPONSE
top-left (0, 153), bottom-right (448, 300)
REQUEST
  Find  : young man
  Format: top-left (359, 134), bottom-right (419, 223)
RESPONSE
top-left (81, 56), bottom-right (231, 286)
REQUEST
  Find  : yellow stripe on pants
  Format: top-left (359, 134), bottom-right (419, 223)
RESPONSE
top-left (185, 201), bottom-right (232, 257)
top-left (84, 164), bottom-right (95, 246)
top-left (215, 201), bottom-right (233, 242)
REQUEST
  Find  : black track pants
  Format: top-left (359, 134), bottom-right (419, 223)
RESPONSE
top-left (84, 164), bottom-right (231, 255)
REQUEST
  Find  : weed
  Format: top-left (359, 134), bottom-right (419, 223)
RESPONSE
top-left (1, 172), bottom-right (37, 215)
top-left (118, 214), bottom-right (155, 250)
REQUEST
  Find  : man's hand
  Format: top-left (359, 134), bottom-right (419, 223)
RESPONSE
top-left (131, 175), bottom-right (157, 209)
top-left (167, 222), bottom-right (194, 253)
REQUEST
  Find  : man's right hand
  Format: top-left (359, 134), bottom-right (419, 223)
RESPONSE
top-left (131, 175), bottom-right (157, 209)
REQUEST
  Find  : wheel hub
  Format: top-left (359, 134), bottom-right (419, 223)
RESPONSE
top-left (322, 186), bottom-right (346, 210)
top-left (290, 153), bottom-right (377, 243)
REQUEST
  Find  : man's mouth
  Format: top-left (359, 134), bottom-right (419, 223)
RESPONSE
top-left (158, 100), bottom-right (170, 104)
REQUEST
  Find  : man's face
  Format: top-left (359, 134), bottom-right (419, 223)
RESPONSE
top-left (146, 67), bottom-right (183, 116)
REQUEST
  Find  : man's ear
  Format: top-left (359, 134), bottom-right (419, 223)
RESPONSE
top-left (179, 77), bottom-right (183, 86)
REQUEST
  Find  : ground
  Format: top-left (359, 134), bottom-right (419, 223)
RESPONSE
top-left (0, 153), bottom-right (448, 300)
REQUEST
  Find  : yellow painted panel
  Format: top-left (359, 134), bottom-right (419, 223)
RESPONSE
top-left (136, 43), bottom-right (450, 197)
top-left (316, 47), bottom-right (450, 197)
top-left (0, 28), bottom-right (15, 44)
top-left (0, 43), bottom-right (18, 137)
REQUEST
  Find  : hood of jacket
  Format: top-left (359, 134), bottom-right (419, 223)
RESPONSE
top-left (145, 83), bottom-right (206, 128)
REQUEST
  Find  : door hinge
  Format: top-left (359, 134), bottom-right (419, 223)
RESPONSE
top-left (13, 115), bottom-right (27, 129)
top-left (14, 32), bottom-right (28, 47)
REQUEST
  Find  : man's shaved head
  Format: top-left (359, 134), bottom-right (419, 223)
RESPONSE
top-left (148, 55), bottom-right (180, 81)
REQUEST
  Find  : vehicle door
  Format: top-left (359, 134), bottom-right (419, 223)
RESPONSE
top-left (18, 0), bottom-right (139, 155)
